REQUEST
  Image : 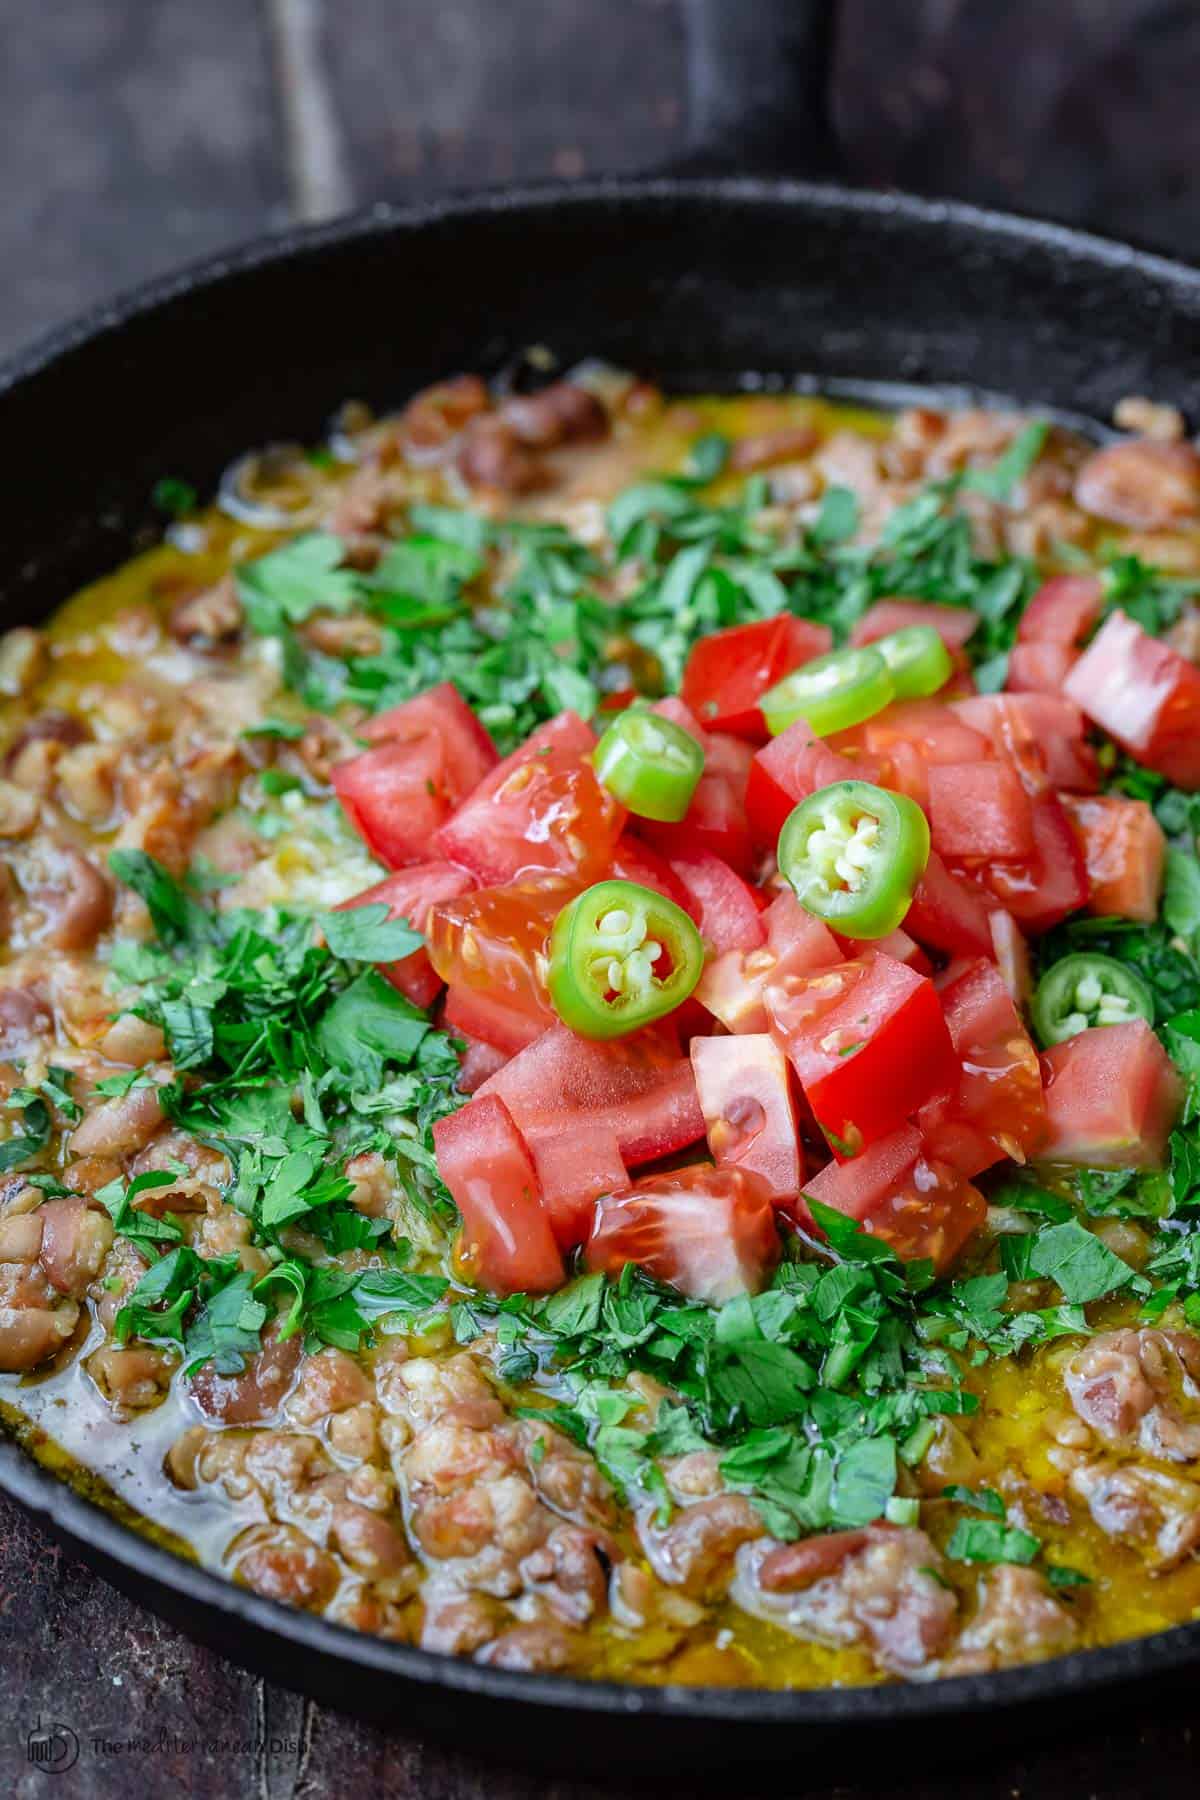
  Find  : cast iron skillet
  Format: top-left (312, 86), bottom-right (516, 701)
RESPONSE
top-left (4, 1), bottom-right (1200, 1770)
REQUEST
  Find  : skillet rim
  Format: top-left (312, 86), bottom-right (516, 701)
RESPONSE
top-left (3, 172), bottom-right (1200, 1723)
top-left (5, 173), bottom-right (1200, 401)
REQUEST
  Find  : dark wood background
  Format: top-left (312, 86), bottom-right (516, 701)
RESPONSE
top-left (3, 2), bottom-right (1200, 1793)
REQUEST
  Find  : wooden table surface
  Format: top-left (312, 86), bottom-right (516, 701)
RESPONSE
top-left (3, 3), bottom-right (1200, 1793)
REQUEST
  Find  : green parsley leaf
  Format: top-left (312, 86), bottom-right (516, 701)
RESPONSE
top-left (236, 533), bottom-right (360, 635)
top-left (960, 421), bottom-right (1048, 503)
top-left (809, 485), bottom-right (859, 546)
top-left (109, 849), bottom-right (213, 945)
top-left (318, 903), bottom-right (424, 964)
top-left (941, 1483), bottom-right (1005, 1518)
top-left (946, 1518), bottom-right (1041, 1565)
top-left (1027, 1220), bottom-right (1141, 1304)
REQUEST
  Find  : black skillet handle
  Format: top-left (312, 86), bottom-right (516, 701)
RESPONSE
top-left (679, 0), bottom-right (844, 179)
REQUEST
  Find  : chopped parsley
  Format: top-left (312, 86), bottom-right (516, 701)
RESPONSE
top-left (99, 852), bottom-right (465, 1372)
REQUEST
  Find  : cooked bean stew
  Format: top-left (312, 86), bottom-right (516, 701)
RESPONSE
top-left (4, 371), bottom-right (1200, 1687)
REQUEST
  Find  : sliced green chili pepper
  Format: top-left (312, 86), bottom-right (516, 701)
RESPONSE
top-left (873, 625), bottom-right (953, 700)
top-left (1031, 953), bottom-right (1156, 1047)
top-left (547, 879), bottom-right (705, 1039)
top-left (778, 779), bottom-right (930, 938)
top-left (593, 710), bottom-right (703, 822)
top-left (761, 646), bottom-right (894, 738)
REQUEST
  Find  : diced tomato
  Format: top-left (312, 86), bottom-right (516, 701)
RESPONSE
top-left (363, 680), bottom-right (498, 800)
top-left (857, 700), bottom-right (992, 768)
top-left (649, 695), bottom-right (707, 741)
top-left (681, 615), bottom-right (832, 739)
top-left (598, 686), bottom-right (639, 714)
top-left (1038, 1020), bottom-right (1184, 1170)
top-left (443, 984), bottom-right (545, 1054)
top-left (874, 737), bottom-right (930, 808)
top-left (1006, 643), bottom-right (1077, 695)
top-left (586, 1165), bottom-right (781, 1303)
top-left (427, 873), bottom-right (573, 1044)
top-left (695, 891), bottom-right (841, 1033)
top-left (926, 761), bottom-right (1034, 862)
top-left (798, 1127), bottom-right (985, 1272)
top-left (848, 1157), bottom-right (986, 1272)
top-left (637, 738), bottom-right (756, 875)
top-left (332, 734), bottom-right (453, 869)
top-left (607, 835), bottom-right (693, 912)
top-left (433, 1095), bottom-right (563, 1294)
top-left (668, 851), bottom-right (766, 953)
top-left (476, 1024), bottom-right (705, 1168)
top-left (1017, 574), bottom-right (1103, 649)
top-left (941, 650), bottom-right (979, 702)
top-left (691, 1033), bottom-right (802, 1202)
top-left (850, 598), bottom-right (978, 652)
top-left (988, 908), bottom-right (1034, 1013)
top-left (1061, 793), bottom-right (1167, 923)
top-left (454, 1033), bottom-right (510, 1095)
top-left (764, 952), bottom-right (959, 1158)
top-left (835, 926), bottom-right (931, 974)
top-left (704, 731), bottom-right (757, 789)
top-left (973, 792), bottom-right (1088, 932)
top-left (434, 712), bottom-right (625, 884)
top-left (918, 959), bottom-right (1047, 1177)
top-left (905, 852), bottom-right (996, 959)
top-left (336, 861), bottom-right (475, 1008)
top-left (1065, 608), bottom-right (1200, 789)
top-left (746, 726), bottom-right (883, 848)
top-left (527, 1121), bottom-right (628, 1251)
top-left (694, 947), bottom-right (775, 1034)
top-left (952, 693), bottom-right (1099, 793)
top-left (796, 1124), bottom-right (923, 1227)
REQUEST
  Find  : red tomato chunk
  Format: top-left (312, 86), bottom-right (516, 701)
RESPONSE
top-left (586, 1165), bottom-right (781, 1303)
top-left (667, 851), bottom-right (765, 954)
top-left (1006, 642), bottom-right (1077, 695)
top-left (797, 1125), bottom-right (985, 1272)
top-left (527, 1121), bottom-right (628, 1251)
top-left (477, 1024), bottom-right (705, 1168)
top-left (1064, 609), bottom-right (1200, 789)
top-left (637, 731), bottom-right (756, 875)
top-left (435, 712), bottom-right (625, 883)
top-left (443, 983), bottom-right (546, 1055)
top-left (952, 693), bottom-right (1099, 794)
top-left (918, 959), bottom-right (1047, 1178)
top-left (433, 1095), bottom-right (564, 1294)
top-left (905, 853), bottom-right (996, 960)
top-left (691, 1033), bottom-right (802, 1202)
top-left (333, 733), bottom-right (455, 869)
top-left (765, 953), bottom-right (959, 1158)
top-left (1017, 575), bottom-right (1103, 650)
top-left (334, 682), bottom-right (501, 868)
top-left (926, 762), bottom-right (1034, 862)
top-left (363, 680), bottom-right (499, 796)
top-left (1061, 793), bottom-right (1167, 923)
top-left (696, 891), bottom-right (841, 1034)
top-left (681, 615), bottom-right (832, 739)
top-left (454, 1033), bottom-right (510, 1095)
top-left (337, 861), bottom-right (475, 1008)
top-left (974, 792), bottom-right (1088, 933)
top-left (746, 728), bottom-right (883, 848)
top-left (1037, 1019), bottom-right (1184, 1171)
top-left (850, 598), bottom-right (979, 651)
top-left (427, 874), bottom-right (572, 1043)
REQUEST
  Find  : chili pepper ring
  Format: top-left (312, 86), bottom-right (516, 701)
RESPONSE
top-left (778, 779), bottom-right (931, 939)
top-left (547, 878), bottom-right (705, 1038)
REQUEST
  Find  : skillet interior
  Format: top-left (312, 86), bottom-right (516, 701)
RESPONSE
top-left (4, 176), bottom-right (1200, 1762)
